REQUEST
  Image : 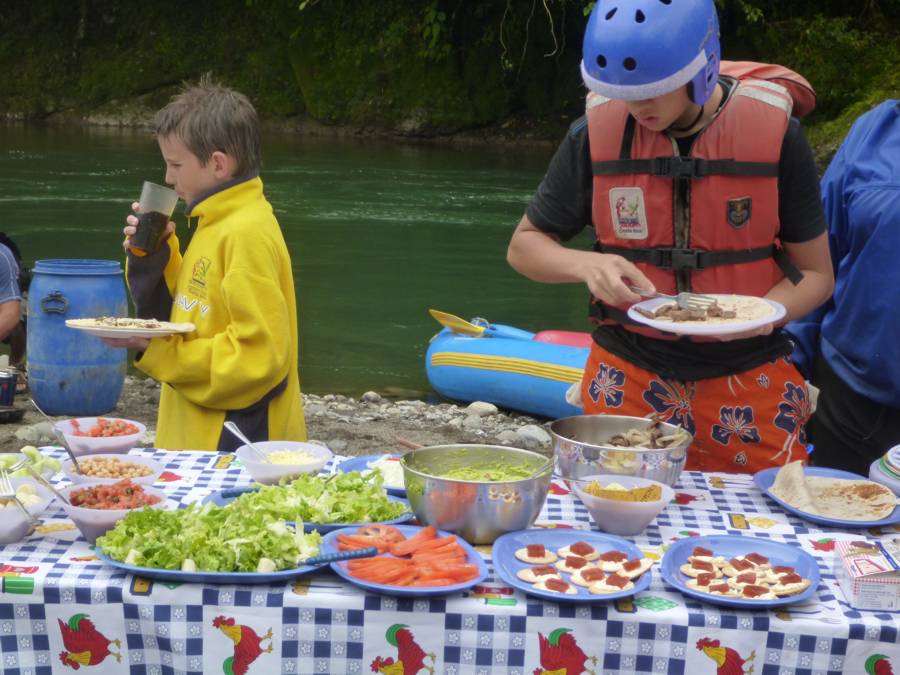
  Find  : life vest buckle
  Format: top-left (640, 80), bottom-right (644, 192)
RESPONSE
top-left (651, 156), bottom-right (708, 179)
top-left (653, 247), bottom-right (704, 270)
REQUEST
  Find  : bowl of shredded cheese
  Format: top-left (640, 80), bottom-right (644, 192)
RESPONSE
top-left (236, 441), bottom-right (333, 485)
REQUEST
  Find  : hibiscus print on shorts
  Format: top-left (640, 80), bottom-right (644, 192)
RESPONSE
top-left (587, 362), bottom-right (626, 407)
top-left (643, 379), bottom-right (696, 436)
top-left (711, 406), bottom-right (761, 446)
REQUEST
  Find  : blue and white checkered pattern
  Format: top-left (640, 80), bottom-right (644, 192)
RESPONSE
top-left (0, 447), bottom-right (897, 674)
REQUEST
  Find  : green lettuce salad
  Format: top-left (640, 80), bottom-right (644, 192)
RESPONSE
top-left (96, 500), bottom-right (322, 573)
top-left (235, 471), bottom-right (409, 524)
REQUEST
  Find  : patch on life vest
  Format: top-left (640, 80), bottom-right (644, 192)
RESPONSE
top-left (726, 197), bottom-right (752, 228)
top-left (609, 187), bottom-right (648, 239)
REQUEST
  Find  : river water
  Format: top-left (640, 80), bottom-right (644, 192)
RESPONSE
top-left (0, 124), bottom-right (593, 397)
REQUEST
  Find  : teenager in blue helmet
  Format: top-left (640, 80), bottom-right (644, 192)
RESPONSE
top-left (508, 0), bottom-right (834, 473)
top-left (786, 100), bottom-right (900, 475)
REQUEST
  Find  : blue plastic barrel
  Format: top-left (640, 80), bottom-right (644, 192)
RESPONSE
top-left (27, 260), bottom-right (128, 415)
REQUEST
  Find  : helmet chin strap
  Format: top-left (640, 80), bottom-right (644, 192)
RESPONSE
top-left (668, 104), bottom-right (705, 133)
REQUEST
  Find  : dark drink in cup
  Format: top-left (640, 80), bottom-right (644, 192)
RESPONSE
top-left (130, 182), bottom-right (178, 253)
top-left (130, 210), bottom-right (171, 253)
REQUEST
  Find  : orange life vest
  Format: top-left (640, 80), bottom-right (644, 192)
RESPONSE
top-left (586, 61), bottom-right (814, 339)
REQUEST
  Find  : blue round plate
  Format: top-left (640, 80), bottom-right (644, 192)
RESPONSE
top-left (200, 490), bottom-right (414, 533)
top-left (492, 529), bottom-right (652, 603)
top-left (660, 534), bottom-right (820, 609)
top-left (339, 454), bottom-right (406, 497)
top-left (754, 466), bottom-right (900, 528)
top-left (94, 549), bottom-right (319, 585)
top-left (320, 524), bottom-right (488, 597)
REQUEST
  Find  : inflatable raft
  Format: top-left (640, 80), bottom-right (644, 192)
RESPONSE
top-left (425, 310), bottom-right (592, 419)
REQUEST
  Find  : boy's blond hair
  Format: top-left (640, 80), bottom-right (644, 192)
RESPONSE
top-left (154, 75), bottom-right (261, 177)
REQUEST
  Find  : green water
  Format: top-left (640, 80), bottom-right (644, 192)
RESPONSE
top-left (0, 124), bottom-right (592, 397)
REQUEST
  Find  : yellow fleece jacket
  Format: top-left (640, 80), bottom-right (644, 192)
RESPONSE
top-left (132, 177), bottom-right (306, 450)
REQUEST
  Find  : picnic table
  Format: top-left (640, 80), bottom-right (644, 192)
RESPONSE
top-left (0, 448), bottom-right (897, 674)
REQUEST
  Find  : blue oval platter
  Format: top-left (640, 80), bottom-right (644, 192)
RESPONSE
top-left (754, 466), bottom-right (900, 528)
top-left (320, 524), bottom-right (488, 597)
top-left (660, 534), bottom-right (820, 609)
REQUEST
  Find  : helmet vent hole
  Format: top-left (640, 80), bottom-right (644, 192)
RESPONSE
top-left (623, 57), bottom-right (637, 71)
top-left (605, 7), bottom-right (617, 20)
top-left (596, 55), bottom-right (607, 68)
top-left (635, 10), bottom-right (645, 22)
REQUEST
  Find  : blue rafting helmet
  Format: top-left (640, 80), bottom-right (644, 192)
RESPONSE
top-left (581, 0), bottom-right (720, 105)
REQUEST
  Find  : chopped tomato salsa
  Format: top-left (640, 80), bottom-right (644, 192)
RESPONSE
top-left (69, 479), bottom-right (160, 510)
top-left (71, 418), bottom-right (140, 437)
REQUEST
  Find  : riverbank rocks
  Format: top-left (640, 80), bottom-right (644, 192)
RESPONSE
top-left (0, 377), bottom-right (559, 459)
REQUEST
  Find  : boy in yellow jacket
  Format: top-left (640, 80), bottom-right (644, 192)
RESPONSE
top-left (104, 77), bottom-right (306, 451)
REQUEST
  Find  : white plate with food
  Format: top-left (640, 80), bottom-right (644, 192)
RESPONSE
top-left (66, 317), bottom-right (195, 339)
top-left (627, 295), bottom-right (785, 336)
top-left (754, 462), bottom-right (900, 527)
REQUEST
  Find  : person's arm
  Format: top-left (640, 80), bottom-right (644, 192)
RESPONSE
top-left (767, 233), bottom-right (834, 323)
top-left (0, 299), bottom-right (20, 341)
top-left (507, 215), bottom-right (652, 306)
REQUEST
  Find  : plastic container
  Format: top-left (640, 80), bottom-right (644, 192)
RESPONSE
top-left (0, 478), bottom-right (53, 544)
top-left (571, 474), bottom-right (674, 536)
top-left (62, 454), bottom-right (163, 486)
top-left (59, 483), bottom-right (167, 544)
top-left (870, 455), bottom-right (900, 496)
top-left (27, 259), bottom-right (127, 415)
top-left (236, 441), bottom-right (333, 485)
top-left (54, 418), bottom-right (146, 457)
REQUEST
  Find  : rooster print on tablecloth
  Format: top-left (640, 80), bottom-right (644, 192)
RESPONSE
top-left (533, 628), bottom-right (597, 675)
top-left (370, 623), bottom-right (436, 675)
top-left (696, 637), bottom-right (755, 674)
top-left (212, 615), bottom-right (273, 675)
top-left (57, 613), bottom-right (122, 669)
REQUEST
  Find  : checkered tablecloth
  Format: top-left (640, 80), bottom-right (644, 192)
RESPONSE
top-left (1, 448), bottom-right (898, 675)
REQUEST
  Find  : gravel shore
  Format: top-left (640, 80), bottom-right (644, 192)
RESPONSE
top-left (4, 375), bottom-right (555, 458)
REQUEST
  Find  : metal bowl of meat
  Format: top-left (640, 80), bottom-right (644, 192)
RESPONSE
top-left (400, 445), bottom-right (553, 545)
top-left (549, 414), bottom-right (692, 487)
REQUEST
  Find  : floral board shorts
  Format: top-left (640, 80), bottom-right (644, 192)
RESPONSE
top-left (580, 343), bottom-right (812, 474)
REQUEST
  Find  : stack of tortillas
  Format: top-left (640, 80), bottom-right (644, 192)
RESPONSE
top-left (770, 461), bottom-right (899, 520)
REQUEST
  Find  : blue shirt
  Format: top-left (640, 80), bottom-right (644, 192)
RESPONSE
top-left (786, 100), bottom-right (900, 407)
top-left (0, 244), bottom-right (20, 304)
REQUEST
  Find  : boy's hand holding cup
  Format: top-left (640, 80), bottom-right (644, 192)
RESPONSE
top-left (125, 181), bottom-right (179, 253)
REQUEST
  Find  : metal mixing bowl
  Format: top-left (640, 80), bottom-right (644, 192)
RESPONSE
top-left (400, 445), bottom-right (553, 545)
top-left (550, 414), bottom-right (692, 486)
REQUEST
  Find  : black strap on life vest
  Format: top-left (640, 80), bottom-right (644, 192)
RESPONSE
top-left (594, 242), bottom-right (804, 285)
top-left (592, 155), bottom-right (779, 178)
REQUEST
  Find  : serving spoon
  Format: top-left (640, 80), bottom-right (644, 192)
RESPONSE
top-left (223, 421), bottom-right (269, 461)
top-left (29, 398), bottom-right (82, 475)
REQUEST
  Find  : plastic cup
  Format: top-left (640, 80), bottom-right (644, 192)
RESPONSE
top-left (130, 181), bottom-right (178, 253)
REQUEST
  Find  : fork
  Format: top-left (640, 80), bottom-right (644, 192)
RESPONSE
top-left (628, 286), bottom-right (717, 311)
top-left (0, 468), bottom-right (39, 531)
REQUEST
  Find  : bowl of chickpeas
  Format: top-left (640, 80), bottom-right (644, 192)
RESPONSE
top-left (54, 417), bottom-right (147, 456)
top-left (61, 453), bottom-right (164, 486)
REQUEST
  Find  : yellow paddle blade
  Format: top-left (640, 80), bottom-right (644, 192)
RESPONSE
top-left (428, 309), bottom-right (486, 336)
